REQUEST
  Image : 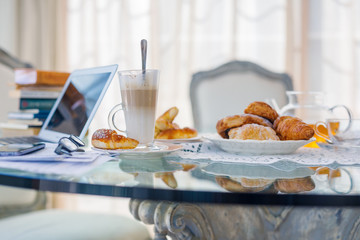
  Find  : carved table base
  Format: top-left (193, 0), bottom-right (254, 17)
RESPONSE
top-left (130, 199), bottom-right (360, 240)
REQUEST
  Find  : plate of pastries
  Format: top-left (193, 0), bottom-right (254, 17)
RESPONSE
top-left (154, 107), bottom-right (199, 143)
top-left (204, 101), bottom-right (315, 155)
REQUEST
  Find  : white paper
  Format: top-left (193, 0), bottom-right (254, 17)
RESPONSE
top-left (0, 143), bottom-right (113, 175)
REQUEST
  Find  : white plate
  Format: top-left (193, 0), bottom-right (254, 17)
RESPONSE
top-left (92, 142), bottom-right (182, 159)
top-left (155, 136), bottom-right (201, 144)
top-left (203, 134), bottom-right (316, 155)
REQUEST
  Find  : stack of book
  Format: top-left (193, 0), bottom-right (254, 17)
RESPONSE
top-left (0, 69), bottom-right (69, 137)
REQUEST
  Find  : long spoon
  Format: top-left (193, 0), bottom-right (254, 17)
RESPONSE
top-left (141, 39), bottom-right (147, 75)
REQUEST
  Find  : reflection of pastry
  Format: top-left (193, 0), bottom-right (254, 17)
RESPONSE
top-left (274, 176), bottom-right (315, 193)
top-left (175, 163), bottom-right (197, 171)
top-left (215, 176), bottom-right (274, 193)
top-left (228, 124), bottom-right (279, 140)
top-left (216, 114), bottom-right (273, 139)
top-left (156, 127), bottom-right (198, 139)
top-left (92, 129), bottom-right (139, 149)
top-left (244, 101), bottom-right (279, 123)
top-left (240, 178), bottom-right (275, 188)
top-left (273, 116), bottom-right (314, 140)
top-left (155, 172), bottom-right (177, 189)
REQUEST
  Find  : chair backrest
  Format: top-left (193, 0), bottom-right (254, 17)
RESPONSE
top-left (190, 60), bottom-right (293, 133)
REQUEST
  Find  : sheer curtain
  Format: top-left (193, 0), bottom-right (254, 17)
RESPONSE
top-left (66, 0), bottom-right (360, 125)
top-left (16, 0), bottom-right (68, 71)
top-left (287, 0), bottom-right (360, 114)
top-left (66, 0), bottom-right (287, 129)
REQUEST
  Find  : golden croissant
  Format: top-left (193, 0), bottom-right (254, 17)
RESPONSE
top-left (273, 116), bottom-right (314, 140)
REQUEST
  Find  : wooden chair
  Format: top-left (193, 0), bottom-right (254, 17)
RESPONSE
top-left (190, 60), bottom-right (293, 133)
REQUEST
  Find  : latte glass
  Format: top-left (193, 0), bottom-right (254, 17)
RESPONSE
top-left (108, 69), bottom-right (159, 147)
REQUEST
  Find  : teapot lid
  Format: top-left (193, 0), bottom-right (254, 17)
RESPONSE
top-left (286, 91), bottom-right (325, 106)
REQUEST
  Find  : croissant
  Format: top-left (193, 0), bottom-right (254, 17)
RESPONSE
top-left (92, 129), bottom-right (139, 149)
top-left (273, 116), bottom-right (314, 140)
top-left (155, 107), bottom-right (179, 131)
top-left (244, 101), bottom-right (279, 123)
top-left (156, 127), bottom-right (198, 139)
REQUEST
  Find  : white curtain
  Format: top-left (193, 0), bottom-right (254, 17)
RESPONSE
top-left (9, 0), bottom-right (360, 125)
top-left (66, 0), bottom-right (287, 129)
top-left (16, 0), bottom-right (68, 71)
top-left (286, 0), bottom-right (360, 114)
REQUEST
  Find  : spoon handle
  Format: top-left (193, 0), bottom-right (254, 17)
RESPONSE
top-left (141, 39), bottom-right (147, 73)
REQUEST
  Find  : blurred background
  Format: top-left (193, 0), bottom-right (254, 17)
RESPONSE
top-left (0, 0), bottom-right (359, 229)
top-left (1, 0), bottom-right (359, 126)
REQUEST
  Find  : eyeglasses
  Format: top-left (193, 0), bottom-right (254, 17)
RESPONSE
top-left (54, 135), bottom-right (85, 156)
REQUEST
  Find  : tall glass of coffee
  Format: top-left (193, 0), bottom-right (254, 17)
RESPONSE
top-left (108, 69), bottom-right (159, 147)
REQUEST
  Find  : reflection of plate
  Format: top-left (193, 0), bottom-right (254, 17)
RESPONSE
top-left (203, 134), bottom-right (316, 155)
top-left (119, 158), bottom-right (183, 173)
top-left (155, 137), bottom-right (201, 144)
top-left (202, 163), bottom-right (315, 179)
top-left (92, 142), bottom-right (182, 160)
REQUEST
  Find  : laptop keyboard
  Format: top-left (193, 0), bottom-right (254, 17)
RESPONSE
top-left (0, 136), bottom-right (46, 145)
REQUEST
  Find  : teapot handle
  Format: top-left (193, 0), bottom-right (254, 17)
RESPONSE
top-left (329, 105), bottom-right (352, 132)
top-left (264, 98), bottom-right (281, 113)
top-left (314, 121), bottom-right (331, 141)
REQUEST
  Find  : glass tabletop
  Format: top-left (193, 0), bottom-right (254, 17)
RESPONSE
top-left (0, 153), bottom-right (359, 207)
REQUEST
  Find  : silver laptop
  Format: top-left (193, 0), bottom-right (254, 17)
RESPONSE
top-left (0, 64), bottom-right (118, 144)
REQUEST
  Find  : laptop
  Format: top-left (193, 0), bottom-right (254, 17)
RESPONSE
top-left (0, 64), bottom-right (118, 145)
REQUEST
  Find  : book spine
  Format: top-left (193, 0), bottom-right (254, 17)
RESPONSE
top-left (0, 122), bottom-right (42, 130)
top-left (36, 71), bottom-right (70, 85)
top-left (8, 112), bottom-right (50, 120)
top-left (14, 69), bottom-right (69, 86)
top-left (19, 98), bottom-right (57, 111)
top-left (20, 90), bottom-right (60, 99)
top-left (9, 89), bottom-right (61, 99)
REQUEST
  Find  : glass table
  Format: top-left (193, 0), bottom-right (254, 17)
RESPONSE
top-left (0, 154), bottom-right (360, 239)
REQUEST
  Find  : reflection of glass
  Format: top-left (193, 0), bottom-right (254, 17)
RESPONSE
top-left (46, 72), bottom-right (110, 135)
top-left (314, 167), bottom-right (353, 194)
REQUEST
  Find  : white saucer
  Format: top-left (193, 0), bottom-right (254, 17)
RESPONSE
top-left (155, 136), bottom-right (202, 144)
top-left (92, 142), bottom-right (182, 159)
top-left (203, 134), bottom-right (316, 155)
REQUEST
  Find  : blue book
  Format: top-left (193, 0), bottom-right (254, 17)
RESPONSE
top-left (19, 98), bottom-right (56, 111)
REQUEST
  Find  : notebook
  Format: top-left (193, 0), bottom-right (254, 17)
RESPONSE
top-left (0, 64), bottom-right (118, 145)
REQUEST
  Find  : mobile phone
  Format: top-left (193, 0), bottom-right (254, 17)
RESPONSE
top-left (0, 143), bottom-right (45, 156)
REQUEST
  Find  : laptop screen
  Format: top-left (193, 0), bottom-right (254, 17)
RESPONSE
top-left (45, 72), bottom-right (111, 136)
